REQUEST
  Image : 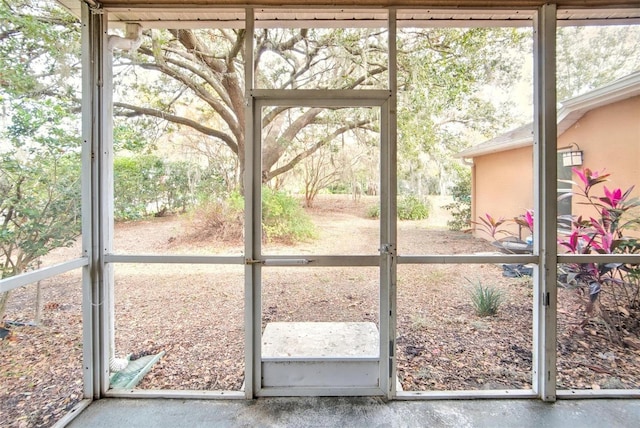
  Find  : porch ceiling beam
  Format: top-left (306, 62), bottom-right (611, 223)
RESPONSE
top-left (58, 2), bottom-right (640, 29)
top-left (72, 1), bottom-right (640, 8)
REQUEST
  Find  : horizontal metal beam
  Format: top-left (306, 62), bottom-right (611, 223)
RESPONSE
top-left (396, 389), bottom-right (538, 400)
top-left (557, 389), bottom-right (640, 399)
top-left (105, 254), bottom-right (245, 264)
top-left (0, 258), bottom-right (88, 293)
top-left (557, 254), bottom-right (640, 264)
top-left (398, 254), bottom-right (538, 264)
top-left (257, 386), bottom-right (385, 397)
top-left (256, 255), bottom-right (380, 267)
top-left (105, 389), bottom-right (245, 399)
top-left (252, 90), bottom-right (391, 106)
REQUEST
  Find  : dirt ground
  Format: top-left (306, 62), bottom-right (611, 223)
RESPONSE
top-left (2, 194), bottom-right (639, 427)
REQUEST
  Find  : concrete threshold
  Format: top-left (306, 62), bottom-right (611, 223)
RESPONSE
top-left (65, 397), bottom-right (640, 428)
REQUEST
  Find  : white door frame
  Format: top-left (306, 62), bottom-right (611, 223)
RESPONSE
top-left (244, 91), bottom-right (394, 397)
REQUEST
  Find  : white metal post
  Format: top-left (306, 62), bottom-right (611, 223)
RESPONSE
top-left (101, 15), bottom-right (116, 398)
top-left (81, 3), bottom-right (111, 398)
top-left (533, 3), bottom-right (558, 402)
top-left (387, 8), bottom-right (398, 399)
top-left (80, 2), bottom-right (96, 399)
top-left (243, 6), bottom-right (257, 399)
top-left (379, 98), bottom-right (391, 396)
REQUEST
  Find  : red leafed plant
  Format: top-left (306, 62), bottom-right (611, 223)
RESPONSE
top-left (558, 167), bottom-right (640, 344)
top-left (477, 167), bottom-right (640, 344)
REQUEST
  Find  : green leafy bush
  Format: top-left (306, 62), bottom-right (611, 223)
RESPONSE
top-left (398, 195), bottom-right (430, 220)
top-left (367, 204), bottom-right (380, 219)
top-left (366, 195), bottom-right (430, 220)
top-left (189, 189), bottom-right (316, 244)
top-left (262, 188), bottom-right (316, 243)
top-left (469, 280), bottom-right (503, 317)
top-left (114, 155), bottom-right (165, 220)
top-left (188, 195), bottom-right (243, 242)
top-left (443, 170), bottom-right (471, 231)
top-left (114, 156), bottom-right (207, 220)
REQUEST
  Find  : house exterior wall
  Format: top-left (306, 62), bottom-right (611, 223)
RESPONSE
top-left (558, 95), bottom-right (640, 221)
top-left (473, 145), bottom-right (533, 238)
top-left (470, 95), bottom-right (640, 239)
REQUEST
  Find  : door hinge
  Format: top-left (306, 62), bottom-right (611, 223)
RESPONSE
top-left (543, 292), bottom-right (550, 306)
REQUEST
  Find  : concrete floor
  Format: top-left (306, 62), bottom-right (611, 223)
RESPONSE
top-left (66, 397), bottom-right (640, 427)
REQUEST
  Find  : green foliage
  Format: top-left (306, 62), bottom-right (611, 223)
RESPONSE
top-left (0, 152), bottom-right (81, 280)
top-left (396, 27), bottom-right (529, 193)
top-left (114, 156), bottom-right (164, 219)
top-left (114, 156), bottom-right (207, 220)
top-left (556, 26), bottom-right (640, 100)
top-left (0, 1), bottom-right (81, 319)
top-left (443, 168), bottom-right (472, 231)
top-left (192, 189), bottom-right (316, 244)
top-left (188, 193), bottom-right (244, 242)
top-left (261, 188), bottom-right (316, 243)
top-left (468, 280), bottom-right (503, 317)
top-left (367, 204), bottom-right (380, 219)
top-left (0, 1), bottom-right (79, 98)
top-left (327, 183), bottom-right (351, 194)
top-left (366, 196), bottom-right (430, 220)
top-left (1, 72), bottom-right (82, 284)
top-left (398, 195), bottom-right (430, 220)
top-left (557, 168), bottom-right (640, 341)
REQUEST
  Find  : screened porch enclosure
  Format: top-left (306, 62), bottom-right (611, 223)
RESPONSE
top-left (2, 3), bottom-right (640, 425)
top-left (56, 1), bottom-right (640, 401)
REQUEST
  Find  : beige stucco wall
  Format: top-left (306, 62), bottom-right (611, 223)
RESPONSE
top-left (559, 96), bottom-right (640, 222)
top-left (471, 95), bottom-right (640, 239)
top-left (472, 146), bottom-right (533, 238)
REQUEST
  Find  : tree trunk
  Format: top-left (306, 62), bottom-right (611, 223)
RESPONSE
top-left (0, 291), bottom-right (10, 321)
top-left (35, 280), bottom-right (42, 325)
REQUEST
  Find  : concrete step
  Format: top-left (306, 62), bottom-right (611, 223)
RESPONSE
top-left (261, 322), bottom-right (379, 388)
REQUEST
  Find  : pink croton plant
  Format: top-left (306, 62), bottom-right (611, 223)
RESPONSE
top-left (478, 167), bottom-right (640, 313)
top-left (558, 167), bottom-right (640, 309)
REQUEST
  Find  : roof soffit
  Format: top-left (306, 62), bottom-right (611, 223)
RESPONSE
top-left (57, 1), bottom-right (640, 29)
top-left (458, 71), bottom-right (640, 159)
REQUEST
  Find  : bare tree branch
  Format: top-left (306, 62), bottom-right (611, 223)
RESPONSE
top-left (266, 119), bottom-right (371, 181)
top-left (114, 102), bottom-right (239, 154)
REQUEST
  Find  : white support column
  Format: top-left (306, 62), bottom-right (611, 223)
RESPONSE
top-left (243, 7), bottom-right (257, 399)
top-left (81, 2), bottom-right (111, 399)
top-left (80, 1), bottom-right (96, 399)
top-left (387, 7), bottom-right (398, 400)
top-left (533, 3), bottom-right (558, 402)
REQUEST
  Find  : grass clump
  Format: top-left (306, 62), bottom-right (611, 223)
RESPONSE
top-left (468, 279), bottom-right (503, 317)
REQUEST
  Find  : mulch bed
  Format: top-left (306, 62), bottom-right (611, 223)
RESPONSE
top-left (2, 196), bottom-right (639, 427)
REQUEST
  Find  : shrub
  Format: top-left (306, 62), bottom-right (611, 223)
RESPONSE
top-left (366, 195), bottom-right (430, 220)
top-left (367, 204), bottom-right (380, 219)
top-left (188, 195), bottom-right (243, 242)
top-left (188, 189), bottom-right (317, 244)
top-left (398, 195), bottom-right (430, 220)
top-left (114, 155), bottom-right (164, 220)
top-left (469, 279), bottom-right (503, 317)
top-left (443, 170), bottom-right (471, 231)
top-left (480, 167), bottom-right (640, 343)
top-left (261, 188), bottom-right (316, 243)
top-left (556, 168), bottom-right (640, 343)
